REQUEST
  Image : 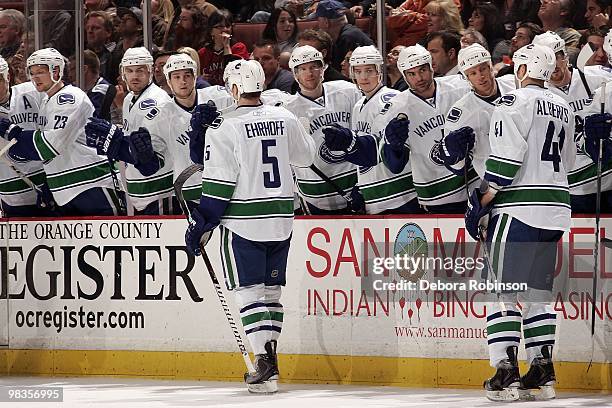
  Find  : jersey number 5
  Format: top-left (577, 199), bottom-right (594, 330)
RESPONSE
top-left (262, 139), bottom-right (281, 188)
top-left (541, 121), bottom-right (565, 172)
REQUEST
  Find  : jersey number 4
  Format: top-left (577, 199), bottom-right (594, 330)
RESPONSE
top-left (541, 121), bottom-right (566, 172)
top-left (262, 139), bottom-right (281, 188)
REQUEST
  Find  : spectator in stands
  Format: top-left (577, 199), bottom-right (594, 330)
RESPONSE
top-left (198, 10), bottom-right (249, 86)
top-left (107, 7), bottom-right (146, 85)
top-left (426, 31), bottom-right (461, 76)
top-left (262, 7), bottom-right (298, 54)
top-left (251, 40), bottom-right (295, 93)
top-left (239, 0), bottom-right (276, 22)
top-left (386, 44), bottom-right (408, 91)
top-left (315, 0), bottom-right (373, 71)
top-left (495, 22), bottom-right (543, 77)
top-left (386, 1), bottom-right (428, 48)
top-left (177, 46), bottom-right (211, 88)
top-left (138, 0), bottom-right (175, 48)
top-left (40, 0), bottom-right (75, 58)
top-left (85, 11), bottom-right (116, 83)
top-left (178, 0), bottom-right (218, 17)
top-left (85, 0), bottom-right (114, 12)
top-left (468, 2), bottom-right (505, 52)
top-left (423, 0), bottom-right (463, 35)
top-left (585, 0), bottom-right (611, 29)
top-left (175, 5), bottom-right (208, 50)
top-left (460, 28), bottom-right (488, 49)
top-left (579, 27), bottom-right (609, 66)
top-left (84, 49), bottom-right (117, 122)
top-left (153, 51), bottom-right (175, 94)
top-left (0, 9), bottom-right (25, 60)
top-left (538, 0), bottom-right (582, 49)
top-left (290, 29), bottom-right (350, 93)
top-left (340, 49), bottom-right (353, 78)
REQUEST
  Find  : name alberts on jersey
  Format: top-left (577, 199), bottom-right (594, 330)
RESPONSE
top-left (536, 99), bottom-right (570, 123)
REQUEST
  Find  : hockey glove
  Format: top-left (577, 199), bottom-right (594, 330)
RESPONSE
top-left (585, 113), bottom-right (612, 164)
top-left (189, 103), bottom-right (220, 165)
top-left (323, 124), bottom-right (356, 152)
top-left (129, 127), bottom-right (156, 164)
top-left (347, 185), bottom-right (365, 214)
top-left (35, 183), bottom-right (56, 211)
top-left (0, 119), bottom-right (21, 141)
top-left (465, 188), bottom-right (492, 241)
top-left (384, 116), bottom-right (410, 152)
top-left (441, 126), bottom-right (475, 165)
top-left (185, 206), bottom-right (215, 256)
top-left (85, 117), bottom-right (124, 159)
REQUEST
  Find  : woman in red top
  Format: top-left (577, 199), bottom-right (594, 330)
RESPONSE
top-left (198, 10), bottom-right (249, 86)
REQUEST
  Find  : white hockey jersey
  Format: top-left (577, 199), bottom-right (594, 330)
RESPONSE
top-left (352, 86), bottom-right (417, 214)
top-left (374, 78), bottom-right (472, 206)
top-left (202, 104), bottom-right (315, 241)
top-left (485, 85), bottom-right (576, 231)
top-left (284, 80), bottom-right (362, 210)
top-left (0, 82), bottom-right (46, 207)
top-left (122, 83), bottom-right (174, 210)
top-left (33, 85), bottom-right (115, 206)
top-left (445, 78), bottom-right (515, 178)
top-left (170, 87), bottom-right (236, 203)
top-left (548, 66), bottom-right (612, 196)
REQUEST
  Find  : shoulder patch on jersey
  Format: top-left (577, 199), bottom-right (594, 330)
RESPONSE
top-left (380, 102), bottom-right (392, 115)
top-left (145, 108), bottom-right (159, 120)
top-left (447, 107), bottom-right (462, 123)
top-left (139, 98), bottom-right (157, 110)
top-left (381, 92), bottom-right (397, 103)
top-left (498, 94), bottom-right (516, 106)
top-left (57, 93), bottom-right (75, 105)
top-left (92, 83), bottom-right (109, 94)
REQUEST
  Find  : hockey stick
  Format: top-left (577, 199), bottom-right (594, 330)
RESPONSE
top-left (174, 164), bottom-right (256, 375)
top-left (587, 81), bottom-right (606, 372)
top-left (107, 158), bottom-right (127, 215)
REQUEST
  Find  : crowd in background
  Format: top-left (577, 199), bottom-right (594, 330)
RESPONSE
top-left (0, 0), bottom-right (611, 216)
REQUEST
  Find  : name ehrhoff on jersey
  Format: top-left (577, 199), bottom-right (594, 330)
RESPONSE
top-left (244, 120), bottom-right (285, 138)
top-left (536, 99), bottom-right (570, 123)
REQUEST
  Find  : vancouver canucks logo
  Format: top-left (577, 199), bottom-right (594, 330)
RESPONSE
top-left (394, 223), bottom-right (428, 282)
top-left (318, 143), bottom-right (346, 164)
top-left (429, 139), bottom-right (446, 166)
top-left (139, 98), bottom-right (157, 110)
top-left (57, 93), bottom-right (75, 104)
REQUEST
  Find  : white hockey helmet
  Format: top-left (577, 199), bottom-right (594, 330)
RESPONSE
top-left (397, 44), bottom-right (432, 76)
top-left (223, 59), bottom-right (265, 100)
top-left (604, 30), bottom-right (612, 65)
top-left (289, 45), bottom-right (325, 73)
top-left (349, 45), bottom-right (384, 78)
top-left (513, 43), bottom-right (556, 83)
top-left (458, 43), bottom-right (491, 74)
top-left (0, 56), bottom-right (8, 82)
top-left (163, 53), bottom-right (197, 85)
top-left (532, 31), bottom-right (566, 56)
top-left (26, 48), bottom-right (65, 85)
top-left (121, 47), bottom-right (153, 90)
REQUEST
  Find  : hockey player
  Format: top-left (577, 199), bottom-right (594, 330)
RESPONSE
top-left (320, 45), bottom-right (420, 214)
top-left (378, 45), bottom-right (472, 213)
top-left (85, 47), bottom-right (176, 215)
top-left (465, 43), bottom-right (575, 401)
top-left (163, 53), bottom-right (233, 207)
top-left (0, 55), bottom-right (52, 217)
top-left (440, 44), bottom-right (515, 179)
top-left (0, 48), bottom-right (121, 216)
top-left (533, 31), bottom-right (612, 213)
top-left (284, 45), bottom-right (362, 214)
top-left (183, 59), bottom-right (315, 392)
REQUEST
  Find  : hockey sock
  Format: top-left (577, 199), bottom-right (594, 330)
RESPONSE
top-left (235, 283), bottom-right (273, 355)
top-left (264, 285), bottom-right (283, 342)
top-left (522, 302), bottom-right (556, 364)
top-left (486, 296), bottom-right (522, 368)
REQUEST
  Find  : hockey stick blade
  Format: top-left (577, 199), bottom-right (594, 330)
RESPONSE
top-left (173, 163), bottom-right (256, 375)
